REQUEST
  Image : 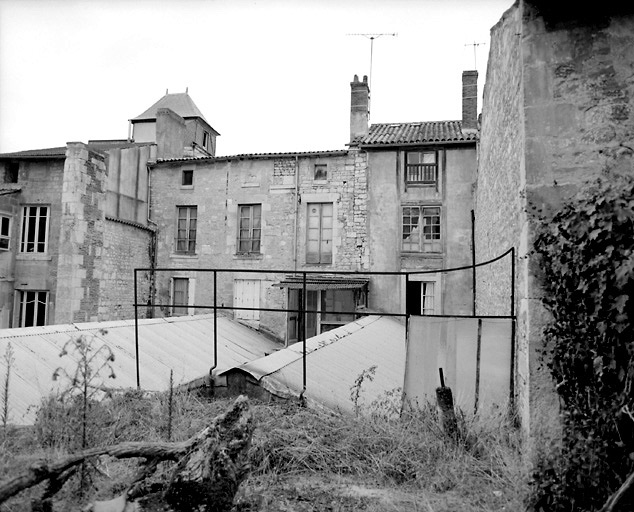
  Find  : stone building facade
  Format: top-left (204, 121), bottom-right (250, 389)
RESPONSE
top-left (148, 73), bottom-right (478, 343)
top-left (475, 0), bottom-right (634, 442)
top-left (0, 92), bottom-right (216, 328)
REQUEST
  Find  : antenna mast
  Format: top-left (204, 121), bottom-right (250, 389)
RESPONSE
top-left (347, 32), bottom-right (397, 118)
top-left (464, 41), bottom-right (486, 69)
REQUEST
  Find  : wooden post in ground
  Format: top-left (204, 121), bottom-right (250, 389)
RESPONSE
top-left (436, 368), bottom-right (458, 440)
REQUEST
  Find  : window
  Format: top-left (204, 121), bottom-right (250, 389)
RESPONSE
top-left (20, 205), bottom-right (49, 253)
top-left (172, 278), bottom-right (189, 316)
top-left (175, 206), bottom-right (197, 253)
top-left (4, 162), bottom-right (18, 184)
top-left (18, 290), bottom-right (48, 327)
top-left (306, 203), bottom-right (333, 264)
top-left (237, 204), bottom-right (261, 254)
top-left (202, 131), bottom-right (209, 150)
top-left (0, 216), bottom-right (10, 250)
top-left (406, 151), bottom-right (437, 185)
top-left (402, 206), bottom-right (441, 253)
top-left (181, 170), bottom-right (193, 187)
top-left (406, 280), bottom-right (438, 315)
top-left (320, 289), bottom-right (355, 332)
top-left (314, 164), bottom-right (327, 181)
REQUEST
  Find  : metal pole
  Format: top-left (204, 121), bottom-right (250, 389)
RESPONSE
top-left (509, 247), bottom-right (516, 408)
top-left (212, 271), bottom-right (218, 372)
top-left (471, 210), bottom-right (476, 316)
top-left (302, 272), bottom-right (307, 399)
top-left (134, 269), bottom-right (140, 390)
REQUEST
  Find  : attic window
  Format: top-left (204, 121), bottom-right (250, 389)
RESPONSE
top-left (182, 170), bottom-right (194, 187)
top-left (4, 162), bottom-right (18, 184)
top-left (202, 131), bottom-right (209, 150)
top-left (314, 164), bottom-right (327, 181)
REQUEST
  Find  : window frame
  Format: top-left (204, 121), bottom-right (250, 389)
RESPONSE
top-left (405, 150), bottom-right (438, 186)
top-left (237, 204), bottom-right (262, 255)
top-left (0, 215), bottom-right (10, 251)
top-left (175, 206), bottom-right (197, 254)
top-left (402, 205), bottom-right (442, 254)
top-left (181, 169), bottom-right (194, 188)
top-left (18, 290), bottom-right (48, 327)
top-left (20, 205), bottom-right (50, 254)
top-left (314, 164), bottom-right (328, 181)
top-left (306, 202), bottom-right (333, 264)
top-left (171, 277), bottom-right (190, 316)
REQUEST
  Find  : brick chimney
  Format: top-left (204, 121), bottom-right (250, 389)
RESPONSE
top-left (350, 75), bottom-right (369, 143)
top-left (462, 70), bottom-right (478, 133)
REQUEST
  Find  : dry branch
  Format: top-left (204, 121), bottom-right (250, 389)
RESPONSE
top-left (0, 395), bottom-right (253, 512)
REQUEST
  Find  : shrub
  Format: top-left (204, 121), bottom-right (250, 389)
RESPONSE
top-left (530, 173), bottom-right (634, 511)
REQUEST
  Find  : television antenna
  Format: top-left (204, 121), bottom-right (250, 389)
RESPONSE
top-left (347, 32), bottom-right (397, 117)
top-left (464, 41), bottom-right (487, 69)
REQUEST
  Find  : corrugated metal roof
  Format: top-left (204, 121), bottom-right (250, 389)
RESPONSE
top-left (0, 147), bottom-right (67, 159)
top-left (229, 315), bottom-right (406, 414)
top-left (155, 149), bottom-right (349, 164)
top-left (131, 93), bottom-right (208, 122)
top-left (273, 275), bottom-right (369, 290)
top-left (0, 314), bottom-right (281, 425)
top-left (355, 121), bottom-right (477, 147)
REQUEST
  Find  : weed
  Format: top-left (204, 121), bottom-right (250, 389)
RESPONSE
top-left (1, 343), bottom-right (14, 431)
top-left (350, 365), bottom-right (377, 416)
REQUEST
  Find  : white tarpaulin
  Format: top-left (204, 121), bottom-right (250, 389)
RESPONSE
top-left (403, 316), bottom-right (513, 412)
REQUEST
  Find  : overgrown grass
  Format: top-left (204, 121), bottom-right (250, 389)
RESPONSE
top-left (0, 391), bottom-right (527, 511)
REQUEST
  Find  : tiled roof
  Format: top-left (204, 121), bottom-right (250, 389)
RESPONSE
top-left (132, 92), bottom-right (208, 122)
top-left (355, 121), bottom-right (477, 146)
top-left (155, 149), bottom-right (349, 164)
top-left (0, 147), bottom-right (67, 159)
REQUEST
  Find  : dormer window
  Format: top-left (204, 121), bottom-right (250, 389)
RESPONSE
top-left (202, 131), bottom-right (209, 150)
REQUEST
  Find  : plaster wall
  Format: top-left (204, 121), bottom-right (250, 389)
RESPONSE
top-left (10, 159), bottom-right (65, 327)
top-left (367, 146), bottom-right (475, 315)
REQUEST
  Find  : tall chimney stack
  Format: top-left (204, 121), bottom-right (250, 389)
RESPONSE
top-left (350, 74), bottom-right (369, 143)
top-left (462, 70), bottom-right (478, 133)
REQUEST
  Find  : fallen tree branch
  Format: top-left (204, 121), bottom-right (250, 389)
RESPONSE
top-left (0, 395), bottom-right (252, 512)
top-left (599, 468), bottom-right (634, 512)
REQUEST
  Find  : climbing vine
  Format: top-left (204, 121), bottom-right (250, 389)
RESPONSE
top-left (530, 173), bottom-right (634, 511)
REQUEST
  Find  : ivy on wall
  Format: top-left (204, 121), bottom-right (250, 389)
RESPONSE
top-left (530, 173), bottom-right (634, 511)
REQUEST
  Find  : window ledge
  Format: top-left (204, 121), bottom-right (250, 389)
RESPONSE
top-left (180, 186), bottom-right (194, 190)
top-left (401, 252), bottom-right (443, 258)
top-left (170, 253), bottom-right (199, 259)
top-left (234, 253), bottom-right (264, 260)
top-left (16, 253), bottom-right (52, 261)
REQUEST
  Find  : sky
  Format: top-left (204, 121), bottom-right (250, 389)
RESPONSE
top-left (0, 0), bottom-right (513, 157)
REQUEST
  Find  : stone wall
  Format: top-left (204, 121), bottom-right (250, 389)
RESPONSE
top-left (55, 143), bottom-right (107, 324)
top-left (149, 150), bottom-right (365, 341)
top-left (100, 218), bottom-right (154, 320)
top-left (474, 3), bottom-right (526, 422)
top-left (476, 1), bottom-right (634, 446)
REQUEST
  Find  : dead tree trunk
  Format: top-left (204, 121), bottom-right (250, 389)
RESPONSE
top-left (0, 395), bottom-right (253, 512)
